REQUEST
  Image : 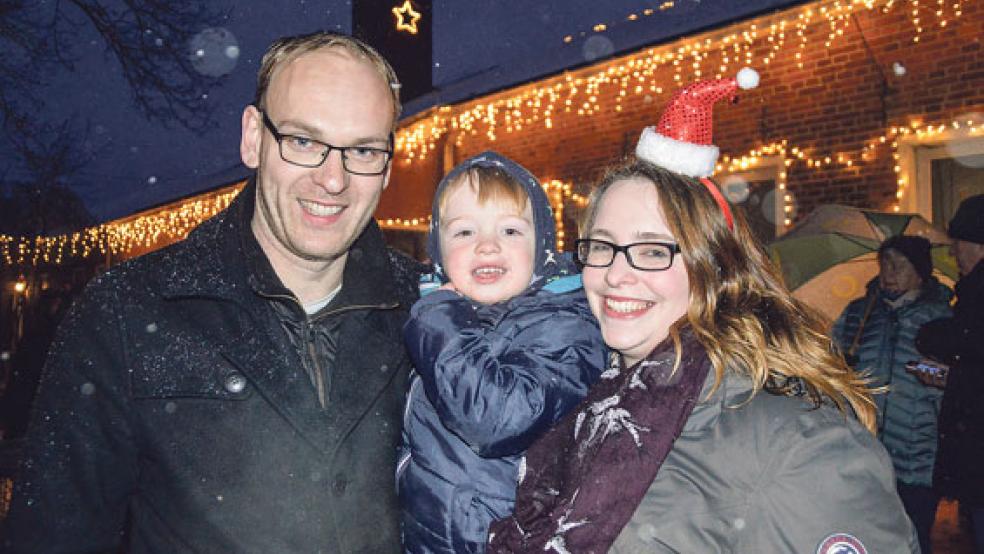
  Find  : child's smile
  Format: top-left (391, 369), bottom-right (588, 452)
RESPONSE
top-left (439, 183), bottom-right (535, 305)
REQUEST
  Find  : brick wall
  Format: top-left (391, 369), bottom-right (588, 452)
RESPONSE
top-left (379, 0), bottom-right (983, 236)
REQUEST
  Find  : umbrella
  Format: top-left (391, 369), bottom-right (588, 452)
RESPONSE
top-left (768, 205), bottom-right (958, 320)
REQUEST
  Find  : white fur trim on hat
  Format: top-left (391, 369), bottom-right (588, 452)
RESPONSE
top-left (636, 127), bottom-right (719, 178)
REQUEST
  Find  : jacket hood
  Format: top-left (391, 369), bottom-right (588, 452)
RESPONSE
top-left (426, 151), bottom-right (574, 287)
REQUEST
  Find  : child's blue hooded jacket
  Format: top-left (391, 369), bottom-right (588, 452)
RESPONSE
top-left (398, 152), bottom-right (605, 554)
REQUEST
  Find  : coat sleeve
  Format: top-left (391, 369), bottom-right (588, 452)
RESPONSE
top-left (1, 277), bottom-right (138, 553)
top-left (403, 291), bottom-right (604, 458)
top-left (916, 314), bottom-right (984, 366)
top-left (830, 305), bottom-right (852, 353)
top-left (751, 409), bottom-right (919, 553)
top-left (831, 296), bottom-right (867, 357)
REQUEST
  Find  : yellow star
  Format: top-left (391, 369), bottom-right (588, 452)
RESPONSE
top-left (392, 0), bottom-right (421, 35)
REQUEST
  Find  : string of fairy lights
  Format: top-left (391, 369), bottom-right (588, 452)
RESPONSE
top-left (1, 188), bottom-right (245, 266)
top-left (397, 0), bottom-right (967, 164)
top-left (0, 179), bottom-right (590, 265)
top-left (717, 116), bottom-right (984, 224)
top-left (100, 110), bottom-right (969, 263)
top-left (1, 0), bottom-right (975, 266)
top-left (391, 0), bottom-right (969, 230)
top-left (3, 118), bottom-right (978, 266)
top-left (562, 2), bottom-right (680, 44)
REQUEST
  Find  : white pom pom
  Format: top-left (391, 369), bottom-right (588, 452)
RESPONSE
top-left (736, 67), bottom-right (760, 90)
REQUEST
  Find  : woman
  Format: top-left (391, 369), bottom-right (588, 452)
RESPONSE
top-left (487, 160), bottom-right (918, 553)
top-left (833, 235), bottom-right (952, 554)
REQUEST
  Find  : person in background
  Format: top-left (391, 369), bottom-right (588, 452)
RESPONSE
top-left (832, 234), bottom-right (952, 554)
top-left (2, 32), bottom-right (420, 553)
top-left (399, 151), bottom-right (605, 553)
top-left (915, 193), bottom-right (984, 553)
top-left (489, 68), bottom-right (917, 553)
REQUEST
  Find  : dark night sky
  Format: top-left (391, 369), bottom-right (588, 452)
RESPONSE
top-left (0, 0), bottom-right (802, 224)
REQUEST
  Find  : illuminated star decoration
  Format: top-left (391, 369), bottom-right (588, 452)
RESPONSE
top-left (392, 0), bottom-right (421, 35)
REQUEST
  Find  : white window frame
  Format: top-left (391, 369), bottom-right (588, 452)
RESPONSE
top-left (898, 130), bottom-right (984, 225)
top-left (714, 154), bottom-right (786, 239)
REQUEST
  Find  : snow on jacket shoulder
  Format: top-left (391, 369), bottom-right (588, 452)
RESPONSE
top-left (399, 284), bottom-right (605, 554)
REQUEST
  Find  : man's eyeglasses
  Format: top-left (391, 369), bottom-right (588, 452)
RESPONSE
top-left (259, 110), bottom-right (393, 176)
top-left (575, 238), bottom-right (682, 271)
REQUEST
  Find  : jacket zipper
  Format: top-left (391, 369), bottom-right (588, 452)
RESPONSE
top-left (307, 326), bottom-right (328, 408)
top-left (258, 291), bottom-right (398, 320)
top-left (259, 292), bottom-right (400, 408)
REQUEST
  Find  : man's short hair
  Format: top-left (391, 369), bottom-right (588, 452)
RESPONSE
top-left (253, 32), bottom-right (402, 127)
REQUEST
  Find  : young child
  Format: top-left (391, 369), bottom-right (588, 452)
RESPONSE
top-left (398, 151), bottom-right (605, 554)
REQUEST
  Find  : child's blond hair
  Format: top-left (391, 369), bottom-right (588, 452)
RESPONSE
top-left (438, 166), bottom-right (529, 223)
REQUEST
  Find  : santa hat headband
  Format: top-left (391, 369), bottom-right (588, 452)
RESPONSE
top-left (635, 67), bottom-right (760, 230)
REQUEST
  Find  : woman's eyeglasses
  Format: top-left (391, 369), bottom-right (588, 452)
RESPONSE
top-left (575, 238), bottom-right (681, 271)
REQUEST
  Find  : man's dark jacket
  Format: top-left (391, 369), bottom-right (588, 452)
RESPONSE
top-left (917, 260), bottom-right (984, 504)
top-left (1, 179), bottom-right (419, 553)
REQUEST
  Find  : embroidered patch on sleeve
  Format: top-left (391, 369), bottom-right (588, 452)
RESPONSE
top-left (816, 533), bottom-right (867, 554)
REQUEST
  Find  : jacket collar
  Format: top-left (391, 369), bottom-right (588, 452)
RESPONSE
top-left (159, 177), bottom-right (401, 312)
top-left (157, 180), bottom-right (254, 303)
top-left (682, 369), bottom-right (756, 434)
top-left (315, 221), bottom-right (401, 314)
top-left (863, 275), bottom-right (954, 307)
top-left (956, 259), bottom-right (984, 305)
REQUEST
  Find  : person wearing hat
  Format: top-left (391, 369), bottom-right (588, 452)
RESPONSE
top-left (833, 234), bottom-right (953, 554)
top-left (488, 69), bottom-right (918, 554)
top-left (916, 193), bottom-right (984, 553)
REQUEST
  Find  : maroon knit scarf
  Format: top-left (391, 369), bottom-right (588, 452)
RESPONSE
top-left (488, 328), bottom-right (711, 553)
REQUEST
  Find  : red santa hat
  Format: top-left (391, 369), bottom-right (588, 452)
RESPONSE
top-left (635, 67), bottom-right (760, 178)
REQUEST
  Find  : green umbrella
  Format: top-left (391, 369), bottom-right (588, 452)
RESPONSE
top-left (768, 204), bottom-right (957, 292)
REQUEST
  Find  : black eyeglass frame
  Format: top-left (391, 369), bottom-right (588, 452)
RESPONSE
top-left (258, 109), bottom-right (394, 176)
top-left (574, 238), bottom-right (683, 272)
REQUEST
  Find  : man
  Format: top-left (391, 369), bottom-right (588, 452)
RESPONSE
top-left (915, 194), bottom-right (984, 552)
top-left (2, 32), bottom-right (420, 553)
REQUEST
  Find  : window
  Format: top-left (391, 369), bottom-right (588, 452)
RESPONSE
top-left (714, 155), bottom-right (785, 245)
top-left (900, 132), bottom-right (984, 226)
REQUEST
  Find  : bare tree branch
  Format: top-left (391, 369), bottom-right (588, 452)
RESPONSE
top-left (64, 0), bottom-right (229, 131)
top-left (0, 1), bottom-right (230, 231)
top-left (1, 0), bottom-right (229, 133)
top-left (3, 119), bottom-right (100, 235)
top-left (0, 2), bottom-right (59, 128)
